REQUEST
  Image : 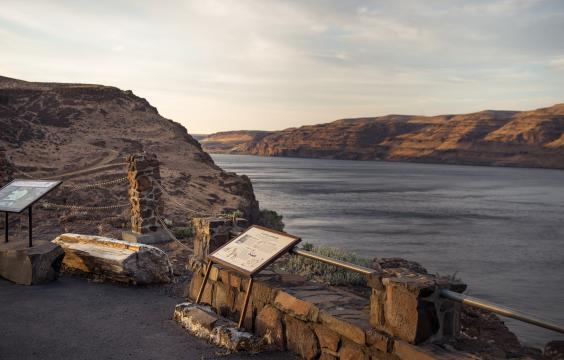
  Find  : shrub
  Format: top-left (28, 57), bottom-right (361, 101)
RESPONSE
top-left (257, 209), bottom-right (284, 231)
top-left (286, 244), bottom-right (372, 286)
top-left (231, 209), bottom-right (244, 218)
top-left (174, 226), bottom-right (194, 239)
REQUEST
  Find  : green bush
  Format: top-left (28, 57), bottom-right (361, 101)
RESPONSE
top-left (286, 244), bottom-right (372, 286)
top-left (231, 209), bottom-right (244, 218)
top-left (174, 227), bottom-right (194, 239)
top-left (257, 209), bottom-right (285, 231)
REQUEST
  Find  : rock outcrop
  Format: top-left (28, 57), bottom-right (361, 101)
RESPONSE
top-left (0, 75), bottom-right (259, 239)
top-left (0, 240), bottom-right (64, 285)
top-left (198, 104), bottom-right (564, 169)
top-left (52, 233), bottom-right (173, 284)
top-left (193, 131), bottom-right (271, 154)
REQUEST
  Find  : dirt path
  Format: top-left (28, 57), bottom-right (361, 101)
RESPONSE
top-left (0, 276), bottom-right (295, 360)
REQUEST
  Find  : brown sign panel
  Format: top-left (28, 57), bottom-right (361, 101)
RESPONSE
top-left (209, 225), bottom-right (301, 276)
top-left (0, 179), bottom-right (62, 213)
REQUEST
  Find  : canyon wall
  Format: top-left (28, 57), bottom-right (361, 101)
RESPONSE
top-left (199, 104), bottom-right (564, 169)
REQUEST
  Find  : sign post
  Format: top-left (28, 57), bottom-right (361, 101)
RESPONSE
top-left (195, 225), bottom-right (301, 328)
top-left (0, 179), bottom-right (62, 247)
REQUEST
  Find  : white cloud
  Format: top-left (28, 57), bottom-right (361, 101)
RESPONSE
top-left (549, 56), bottom-right (564, 71)
top-left (0, 0), bottom-right (562, 133)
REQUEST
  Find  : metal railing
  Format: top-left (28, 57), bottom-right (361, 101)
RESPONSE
top-left (290, 248), bottom-right (377, 275)
top-left (291, 248), bottom-right (564, 335)
top-left (440, 289), bottom-right (564, 334)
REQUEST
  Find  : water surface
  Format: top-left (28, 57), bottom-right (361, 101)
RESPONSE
top-left (213, 154), bottom-right (564, 347)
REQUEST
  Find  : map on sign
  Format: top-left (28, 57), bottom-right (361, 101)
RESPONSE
top-left (0, 180), bottom-right (62, 213)
top-left (210, 225), bottom-right (301, 276)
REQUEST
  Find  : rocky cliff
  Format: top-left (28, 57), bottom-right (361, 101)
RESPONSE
top-left (199, 105), bottom-right (564, 169)
top-left (193, 131), bottom-right (272, 154)
top-left (0, 75), bottom-right (259, 239)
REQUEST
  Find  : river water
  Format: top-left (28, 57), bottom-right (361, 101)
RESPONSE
top-left (212, 154), bottom-right (564, 347)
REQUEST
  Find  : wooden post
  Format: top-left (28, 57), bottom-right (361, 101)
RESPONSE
top-left (238, 277), bottom-right (254, 329)
top-left (195, 259), bottom-right (212, 303)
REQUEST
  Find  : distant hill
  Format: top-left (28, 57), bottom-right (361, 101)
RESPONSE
top-left (194, 131), bottom-right (272, 153)
top-left (198, 105), bottom-right (564, 169)
top-left (0, 75), bottom-right (259, 238)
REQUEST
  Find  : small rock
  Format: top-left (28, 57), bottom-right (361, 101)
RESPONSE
top-left (545, 341), bottom-right (564, 360)
top-left (255, 305), bottom-right (285, 350)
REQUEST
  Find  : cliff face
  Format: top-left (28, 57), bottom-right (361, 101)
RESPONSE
top-left (193, 131), bottom-right (272, 154)
top-left (199, 105), bottom-right (564, 169)
top-left (0, 75), bottom-right (258, 238)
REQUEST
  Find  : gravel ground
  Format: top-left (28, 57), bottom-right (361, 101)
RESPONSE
top-left (0, 276), bottom-right (295, 360)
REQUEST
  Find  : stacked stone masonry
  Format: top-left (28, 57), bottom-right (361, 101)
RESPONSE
top-left (126, 152), bottom-right (163, 234)
top-left (186, 217), bottom-right (474, 359)
top-left (187, 265), bottom-right (475, 360)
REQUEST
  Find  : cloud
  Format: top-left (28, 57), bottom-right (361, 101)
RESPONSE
top-left (0, 0), bottom-right (563, 133)
top-left (550, 56), bottom-right (564, 71)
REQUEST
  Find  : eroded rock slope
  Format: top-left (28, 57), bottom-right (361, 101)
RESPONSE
top-left (199, 105), bottom-right (564, 169)
top-left (0, 75), bottom-right (258, 239)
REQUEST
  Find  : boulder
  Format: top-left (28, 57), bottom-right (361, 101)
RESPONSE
top-left (545, 341), bottom-right (564, 360)
top-left (0, 240), bottom-right (64, 285)
top-left (284, 315), bottom-right (320, 360)
top-left (256, 305), bottom-right (285, 350)
top-left (174, 302), bottom-right (263, 352)
top-left (52, 233), bottom-right (172, 284)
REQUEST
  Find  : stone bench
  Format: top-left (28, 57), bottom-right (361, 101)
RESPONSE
top-left (52, 233), bottom-right (173, 284)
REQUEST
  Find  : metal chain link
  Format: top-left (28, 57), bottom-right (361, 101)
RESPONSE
top-left (62, 176), bottom-right (129, 192)
top-left (155, 209), bottom-right (192, 251)
top-left (150, 177), bottom-right (215, 217)
top-left (7, 156), bottom-right (127, 181)
top-left (40, 201), bottom-right (130, 211)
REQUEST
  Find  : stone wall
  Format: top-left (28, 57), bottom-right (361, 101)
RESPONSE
top-left (187, 265), bottom-right (472, 360)
top-left (126, 152), bottom-right (163, 234)
top-left (185, 217), bottom-right (471, 360)
top-left (189, 216), bottom-right (248, 270)
top-left (368, 268), bottom-right (465, 345)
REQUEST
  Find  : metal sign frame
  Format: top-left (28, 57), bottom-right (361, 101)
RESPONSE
top-left (1, 179), bottom-right (62, 247)
top-left (195, 225), bottom-right (301, 328)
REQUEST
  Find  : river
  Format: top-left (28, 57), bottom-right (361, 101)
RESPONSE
top-left (212, 154), bottom-right (564, 347)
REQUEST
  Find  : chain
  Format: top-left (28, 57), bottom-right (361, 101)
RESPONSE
top-left (150, 177), bottom-right (215, 217)
top-left (10, 166), bottom-right (39, 179)
top-left (62, 176), bottom-right (128, 192)
top-left (155, 209), bottom-right (192, 251)
top-left (7, 156), bottom-right (127, 181)
top-left (42, 162), bottom-right (128, 180)
top-left (40, 201), bottom-right (130, 211)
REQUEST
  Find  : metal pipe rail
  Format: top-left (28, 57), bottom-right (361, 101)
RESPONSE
top-left (290, 248), bottom-right (564, 335)
top-left (440, 289), bottom-right (564, 335)
top-left (290, 248), bottom-right (377, 275)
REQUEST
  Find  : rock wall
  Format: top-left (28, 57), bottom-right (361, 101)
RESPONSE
top-left (199, 104), bottom-right (564, 169)
top-left (187, 265), bottom-right (474, 360)
top-left (190, 216), bottom-right (248, 267)
top-left (185, 217), bottom-right (471, 360)
top-left (126, 152), bottom-right (163, 234)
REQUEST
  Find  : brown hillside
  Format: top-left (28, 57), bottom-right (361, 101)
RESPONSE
top-left (199, 105), bottom-right (564, 169)
top-left (0, 75), bottom-right (259, 239)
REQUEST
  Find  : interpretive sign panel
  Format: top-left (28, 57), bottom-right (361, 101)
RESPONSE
top-left (0, 180), bottom-right (62, 213)
top-left (209, 225), bottom-right (301, 276)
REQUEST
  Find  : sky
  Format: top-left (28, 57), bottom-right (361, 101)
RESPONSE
top-left (1, 0), bottom-right (563, 134)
